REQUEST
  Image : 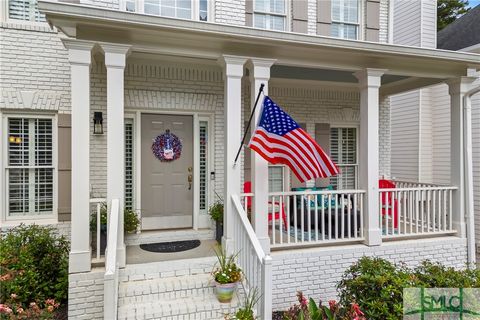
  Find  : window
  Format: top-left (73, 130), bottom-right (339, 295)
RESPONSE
top-left (268, 166), bottom-right (284, 193)
top-left (199, 121), bottom-right (208, 212)
top-left (8, 0), bottom-right (46, 22)
top-left (330, 127), bottom-right (357, 189)
top-left (125, 120), bottom-right (134, 210)
top-left (254, 0), bottom-right (287, 31)
top-left (5, 117), bottom-right (54, 218)
top-left (124, 0), bottom-right (209, 21)
top-left (331, 0), bottom-right (359, 40)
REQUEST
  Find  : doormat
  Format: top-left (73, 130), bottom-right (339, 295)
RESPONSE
top-left (140, 240), bottom-right (201, 253)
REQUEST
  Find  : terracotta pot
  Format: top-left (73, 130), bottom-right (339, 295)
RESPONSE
top-left (214, 281), bottom-right (238, 303)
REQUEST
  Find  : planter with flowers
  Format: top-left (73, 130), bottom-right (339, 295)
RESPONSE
top-left (209, 201), bottom-right (223, 244)
top-left (212, 247), bottom-right (242, 303)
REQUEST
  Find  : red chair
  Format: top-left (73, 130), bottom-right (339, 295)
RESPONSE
top-left (243, 181), bottom-right (288, 230)
top-left (379, 179), bottom-right (399, 229)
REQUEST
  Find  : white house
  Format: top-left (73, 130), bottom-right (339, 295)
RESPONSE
top-left (0, 0), bottom-right (479, 319)
top-left (390, 3), bottom-right (480, 252)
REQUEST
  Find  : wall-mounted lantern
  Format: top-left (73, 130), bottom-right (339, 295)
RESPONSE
top-left (93, 112), bottom-right (103, 135)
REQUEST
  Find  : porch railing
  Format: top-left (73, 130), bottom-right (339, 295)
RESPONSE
top-left (90, 198), bottom-right (106, 262)
top-left (104, 198), bottom-right (120, 320)
top-left (379, 185), bottom-right (457, 239)
top-left (231, 195), bottom-right (272, 320)
top-left (267, 190), bottom-right (366, 248)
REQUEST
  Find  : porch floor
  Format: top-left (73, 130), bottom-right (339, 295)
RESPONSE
top-left (126, 239), bottom-right (218, 265)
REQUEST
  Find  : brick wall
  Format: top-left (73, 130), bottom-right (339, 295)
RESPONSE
top-left (271, 237), bottom-right (468, 311)
top-left (68, 269), bottom-right (105, 320)
top-left (0, 23), bottom-right (70, 113)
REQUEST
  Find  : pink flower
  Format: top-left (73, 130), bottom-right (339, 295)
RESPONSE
top-left (0, 304), bottom-right (13, 314)
top-left (45, 299), bottom-right (55, 306)
top-left (10, 293), bottom-right (17, 299)
top-left (16, 307), bottom-right (24, 314)
top-left (351, 303), bottom-right (364, 316)
top-left (328, 300), bottom-right (337, 310)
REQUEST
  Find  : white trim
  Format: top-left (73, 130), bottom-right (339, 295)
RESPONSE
top-left (1, 113), bottom-right (58, 224)
top-left (193, 113), bottom-right (200, 230)
top-left (123, 0), bottom-right (212, 22)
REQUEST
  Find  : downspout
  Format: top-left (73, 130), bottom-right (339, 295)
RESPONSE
top-left (463, 83), bottom-right (480, 267)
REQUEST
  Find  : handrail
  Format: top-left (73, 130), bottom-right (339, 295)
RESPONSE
top-left (231, 194), bottom-right (272, 320)
top-left (379, 186), bottom-right (457, 192)
top-left (269, 189), bottom-right (366, 196)
top-left (390, 179), bottom-right (451, 187)
top-left (232, 195), bottom-right (266, 261)
top-left (104, 199), bottom-right (120, 320)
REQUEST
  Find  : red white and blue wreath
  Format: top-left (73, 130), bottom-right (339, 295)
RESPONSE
top-left (151, 129), bottom-right (182, 162)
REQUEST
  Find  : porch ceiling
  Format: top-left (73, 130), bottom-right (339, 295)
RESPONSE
top-left (39, 1), bottom-right (480, 95)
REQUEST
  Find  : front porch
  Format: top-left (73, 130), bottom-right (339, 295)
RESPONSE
top-left (39, 1), bottom-right (480, 318)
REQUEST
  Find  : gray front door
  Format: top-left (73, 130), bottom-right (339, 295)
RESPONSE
top-left (141, 114), bottom-right (194, 230)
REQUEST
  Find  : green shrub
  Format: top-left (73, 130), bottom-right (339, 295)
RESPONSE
top-left (337, 257), bottom-right (480, 320)
top-left (124, 208), bottom-right (140, 233)
top-left (0, 224), bottom-right (69, 309)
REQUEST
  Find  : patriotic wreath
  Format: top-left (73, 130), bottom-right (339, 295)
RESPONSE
top-left (151, 130), bottom-right (182, 162)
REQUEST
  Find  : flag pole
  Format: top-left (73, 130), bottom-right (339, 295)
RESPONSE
top-left (233, 83), bottom-right (265, 166)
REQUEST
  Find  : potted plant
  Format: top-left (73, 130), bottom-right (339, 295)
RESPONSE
top-left (226, 288), bottom-right (260, 320)
top-left (209, 201), bottom-right (223, 243)
top-left (124, 208), bottom-right (140, 234)
top-left (212, 247), bottom-right (242, 303)
top-left (90, 204), bottom-right (140, 255)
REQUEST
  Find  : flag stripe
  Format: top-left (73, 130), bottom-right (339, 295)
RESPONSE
top-left (250, 134), bottom-right (313, 181)
top-left (254, 128), bottom-right (320, 178)
top-left (247, 96), bottom-right (338, 183)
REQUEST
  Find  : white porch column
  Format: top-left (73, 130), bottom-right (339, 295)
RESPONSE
top-left (62, 39), bottom-right (95, 273)
top-left (100, 43), bottom-right (131, 268)
top-left (219, 55), bottom-right (247, 253)
top-left (247, 58), bottom-right (276, 254)
top-left (355, 68), bottom-right (386, 246)
top-left (447, 77), bottom-right (476, 238)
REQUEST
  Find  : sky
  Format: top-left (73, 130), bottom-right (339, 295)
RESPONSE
top-left (469, 0), bottom-right (480, 8)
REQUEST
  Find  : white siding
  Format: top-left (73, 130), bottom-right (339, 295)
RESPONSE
top-left (430, 84), bottom-right (451, 185)
top-left (421, 0), bottom-right (437, 49)
top-left (393, 0), bottom-right (421, 46)
top-left (419, 89), bottom-right (433, 182)
top-left (390, 91), bottom-right (420, 181)
top-left (473, 91), bottom-right (480, 247)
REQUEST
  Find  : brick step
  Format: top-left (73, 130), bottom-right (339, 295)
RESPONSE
top-left (120, 256), bottom-right (217, 282)
top-left (118, 273), bottom-right (216, 305)
top-left (117, 293), bottom-right (241, 320)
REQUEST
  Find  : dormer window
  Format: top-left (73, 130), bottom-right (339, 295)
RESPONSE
top-left (254, 0), bottom-right (287, 31)
top-left (124, 0), bottom-right (210, 22)
top-left (331, 0), bottom-right (359, 40)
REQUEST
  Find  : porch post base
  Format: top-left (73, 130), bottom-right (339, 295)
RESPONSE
top-left (222, 236), bottom-right (234, 255)
top-left (69, 250), bottom-right (91, 273)
top-left (453, 221), bottom-right (466, 238)
top-left (117, 244), bottom-right (126, 268)
top-left (364, 228), bottom-right (382, 246)
top-left (257, 237), bottom-right (271, 254)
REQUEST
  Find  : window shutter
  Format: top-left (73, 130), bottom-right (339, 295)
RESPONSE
top-left (315, 123), bottom-right (331, 187)
top-left (292, 0), bottom-right (308, 33)
top-left (125, 121), bottom-right (134, 210)
top-left (57, 114), bottom-right (71, 221)
top-left (317, 0), bottom-right (332, 36)
top-left (366, 0), bottom-right (380, 41)
top-left (245, 0), bottom-right (253, 26)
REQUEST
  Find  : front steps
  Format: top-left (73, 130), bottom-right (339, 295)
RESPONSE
top-left (117, 257), bottom-right (242, 319)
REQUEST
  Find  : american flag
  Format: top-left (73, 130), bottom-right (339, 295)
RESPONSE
top-left (248, 96), bottom-right (339, 183)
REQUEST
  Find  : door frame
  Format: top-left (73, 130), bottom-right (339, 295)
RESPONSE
top-left (127, 110), bottom-right (214, 230)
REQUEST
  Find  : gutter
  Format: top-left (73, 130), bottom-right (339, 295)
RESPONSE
top-left (464, 81), bottom-right (480, 267)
